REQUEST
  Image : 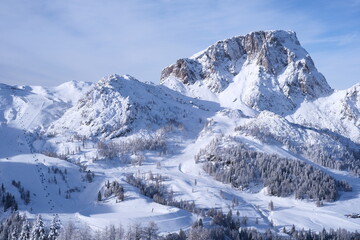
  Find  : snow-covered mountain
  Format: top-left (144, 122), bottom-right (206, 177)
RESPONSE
top-left (161, 29), bottom-right (360, 150)
top-left (0, 81), bottom-right (92, 131)
top-left (236, 111), bottom-right (360, 174)
top-left (1, 30), bottom-right (360, 238)
top-left (47, 74), bottom-right (219, 139)
top-left (161, 30), bottom-right (333, 115)
top-left (288, 84), bottom-right (360, 144)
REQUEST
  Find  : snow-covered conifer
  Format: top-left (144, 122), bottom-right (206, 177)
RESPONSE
top-left (19, 218), bottom-right (31, 240)
top-left (30, 215), bottom-right (46, 240)
top-left (48, 214), bottom-right (62, 240)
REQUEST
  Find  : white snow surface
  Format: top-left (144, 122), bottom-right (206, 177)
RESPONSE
top-left (288, 84), bottom-right (360, 144)
top-left (0, 81), bottom-right (92, 131)
top-left (1, 30), bottom-right (360, 236)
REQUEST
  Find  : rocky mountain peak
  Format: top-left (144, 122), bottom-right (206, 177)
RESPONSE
top-left (340, 83), bottom-right (360, 122)
top-left (161, 30), bottom-right (333, 114)
top-left (94, 74), bottom-right (138, 91)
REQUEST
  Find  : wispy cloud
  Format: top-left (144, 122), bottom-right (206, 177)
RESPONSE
top-left (0, 0), bottom-right (359, 89)
top-left (302, 32), bottom-right (359, 46)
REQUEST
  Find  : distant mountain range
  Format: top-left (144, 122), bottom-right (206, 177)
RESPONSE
top-left (1, 30), bottom-right (360, 238)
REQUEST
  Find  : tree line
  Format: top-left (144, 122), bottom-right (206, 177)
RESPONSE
top-left (235, 123), bottom-right (360, 176)
top-left (97, 180), bottom-right (125, 202)
top-left (97, 128), bottom-right (168, 160)
top-left (1, 180), bottom-right (31, 213)
top-left (197, 137), bottom-right (352, 202)
top-left (1, 211), bottom-right (360, 239)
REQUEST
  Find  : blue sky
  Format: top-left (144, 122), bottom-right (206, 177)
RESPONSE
top-left (0, 0), bottom-right (359, 89)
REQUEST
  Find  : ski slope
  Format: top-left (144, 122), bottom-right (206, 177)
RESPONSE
top-left (1, 30), bottom-right (360, 236)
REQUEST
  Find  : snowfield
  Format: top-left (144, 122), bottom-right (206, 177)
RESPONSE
top-left (1, 30), bottom-right (360, 238)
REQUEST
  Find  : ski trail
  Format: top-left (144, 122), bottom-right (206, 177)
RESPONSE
top-left (11, 87), bottom-right (56, 213)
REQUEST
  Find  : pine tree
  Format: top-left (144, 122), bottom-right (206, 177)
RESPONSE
top-left (143, 221), bottom-right (159, 240)
top-left (58, 221), bottom-right (76, 240)
top-left (97, 191), bottom-right (102, 202)
top-left (115, 224), bottom-right (125, 240)
top-left (179, 229), bottom-right (187, 240)
top-left (290, 224), bottom-right (296, 234)
top-left (48, 214), bottom-right (62, 240)
top-left (30, 215), bottom-right (46, 240)
top-left (19, 219), bottom-right (31, 240)
top-left (108, 225), bottom-right (116, 240)
top-left (10, 227), bottom-right (18, 240)
top-left (268, 200), bottom-right (274, 211)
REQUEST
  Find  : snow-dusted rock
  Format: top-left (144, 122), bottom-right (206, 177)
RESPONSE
top-left (288, 83), bottom-right (360, 143)
top-left (161, 30), bottom-right (333, 114)
top-left (47, 74), bottom-right (218, 138)
top-left (1, 30), bottom-right (360, 235)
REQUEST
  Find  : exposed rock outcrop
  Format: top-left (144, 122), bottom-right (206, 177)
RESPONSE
top-left (161, 30), bottom-right (333, 114)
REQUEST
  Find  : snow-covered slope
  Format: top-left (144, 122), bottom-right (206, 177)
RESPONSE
top-left (161, 30), bottom-right (333, 115)
top-left (47, 74), bottom-right (219, 139)
top-left (288, 84), bottom-right (360, 144)
top-left (1, 30), bottom-right (360, 238)
top-left (160, 29), bottom-right (360, 152)
top-left (0, 81), bottom-right (92, 131)
top-left (236, 111), bottom-right (360, 174)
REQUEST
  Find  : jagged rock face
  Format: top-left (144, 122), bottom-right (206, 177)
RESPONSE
top-left (341, 84), bottom-right (360, 124)
top-left (161, 30), bottom-right (333, 114)
top-left (160, 59), bottom-right (203, 85)
top-left (285, 83), bottom-right (360, 145)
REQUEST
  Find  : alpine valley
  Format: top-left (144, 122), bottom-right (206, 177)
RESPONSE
top-left (1, 30), bottom-right (360, 239)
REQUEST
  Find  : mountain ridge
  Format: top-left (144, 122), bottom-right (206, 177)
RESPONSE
top-left (46, 74), bottom-right (220, 139)
top-left (1, 30), bottom-right (360, 237)
top-left (161, 30), bottom-right (333, 115)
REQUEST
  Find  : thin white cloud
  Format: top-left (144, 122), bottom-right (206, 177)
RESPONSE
top-left (0, 0), bottom-right (359, 89)
top-left (302, 32), bottom-right (359, 46)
